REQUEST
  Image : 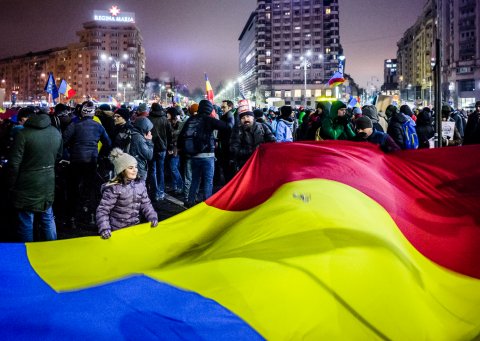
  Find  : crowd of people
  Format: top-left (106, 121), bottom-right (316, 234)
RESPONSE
top-left (1, 97), bottom-right (479, 242)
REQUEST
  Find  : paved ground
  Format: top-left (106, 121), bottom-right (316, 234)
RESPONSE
top-left (56, 192), bottom-right (188, 240)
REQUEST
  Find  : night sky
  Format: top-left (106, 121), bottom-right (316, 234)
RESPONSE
top-left (0, 0), bottom-right (425, 92)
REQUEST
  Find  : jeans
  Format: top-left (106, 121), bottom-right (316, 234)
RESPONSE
top-left (170, 155), bottom-right (183, 192)
top-left (18, 206), bottom-right (57, 242)
top-left (187, 157), bottom-right (215, 205)
top-left (148, 151), bottom-right (166, 200)
top-left (183, 157), bottom-right (192, 202)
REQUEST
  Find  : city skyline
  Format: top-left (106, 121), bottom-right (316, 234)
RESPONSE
top-left (0, 0), bottom-right (426, 92)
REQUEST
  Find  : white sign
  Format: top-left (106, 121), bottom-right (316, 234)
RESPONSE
top-left (94, 6), bottom-right (135, 23)
top-left (442, 121), bottom-right (455, 139)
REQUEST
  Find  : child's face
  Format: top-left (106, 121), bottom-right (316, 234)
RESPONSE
top-left (124, 165), bottom-right (138, 180)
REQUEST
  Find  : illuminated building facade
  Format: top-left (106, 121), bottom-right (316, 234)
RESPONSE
top-left (0, 6), bottom-right (145, 104)
top-left (239, 0), bottom-right (342, 107)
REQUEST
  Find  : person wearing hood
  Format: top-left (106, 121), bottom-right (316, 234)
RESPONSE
top-left (7, 111), bottom-right (63, 242)
top-left (400, 104), bottom-right (416, 122)
top-left (275, 105), bottom-right (295, 142)
top-left (147, 103), bottom-right (172, 201)
top-left (129, 116), bottom-right (154, 181)
top-left (320, 100), bottom-right (355, 140)
top-left (362, 105), bottom-right (387, 132)
top-left (386, 104), bottom-right (414, 149)
top-left (415, 107), bottom-right (435, 148)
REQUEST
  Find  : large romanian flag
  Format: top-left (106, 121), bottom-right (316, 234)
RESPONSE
top-left (1, 141), bottom-right (480, 339)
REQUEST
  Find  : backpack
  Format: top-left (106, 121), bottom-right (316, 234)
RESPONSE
top-left (401, 117), bottom-right (419, 149)
top-left (114, 128), bottom-right (132, 153)
top-left (183, 116), bottom-right (209, 155)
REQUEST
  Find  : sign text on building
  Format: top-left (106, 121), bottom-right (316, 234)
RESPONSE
top-left (94, 6), bottom-right (135, 23)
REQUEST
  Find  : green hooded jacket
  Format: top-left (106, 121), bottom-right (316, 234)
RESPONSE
top-left (321, 100), bottom-right (355, 140)
top-left (8, 114), bottom-right (63, 212)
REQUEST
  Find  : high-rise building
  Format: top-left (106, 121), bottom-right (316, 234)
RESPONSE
top-left (0, 5), bottom-right (145, 104)
top-left (239, 0), bottom-right (342, 107)
top-left (382, 59), bottom-right (399, 95)
top-left (397, 0), bottom-right (435, 106)
top-left (440, 0), bottom-right (480, 108)
top-left (397, 0), bottom-right (480, 108)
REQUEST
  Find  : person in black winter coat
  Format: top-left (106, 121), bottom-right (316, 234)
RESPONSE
top-left (415, 107), bottom-right (435, 149)
top-left (387, 107), bottom-right (411, 149)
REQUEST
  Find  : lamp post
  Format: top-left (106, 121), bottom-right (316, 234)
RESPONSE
top-left (119, 83), bottom-right (131, 102)
top-left (101, 53), bottom-right (128, 99)
top-left (300, 51), bottom-right (312, 107)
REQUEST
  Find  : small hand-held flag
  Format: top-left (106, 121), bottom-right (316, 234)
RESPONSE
top-left (44, 73), bottom-right (59, 103)
top-left (327, 57), bottom-right (346, 88)
top-left (205, 73), bottom-right (214, 103)
top-left (58, 79), bottom-right (76, 99)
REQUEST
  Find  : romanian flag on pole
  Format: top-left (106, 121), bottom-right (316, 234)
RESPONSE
top-left (58, 79), bottom-right (76, 99)
top-left (205, 73), bottom-right (214, 102)
top-left (1, 142), bottom-right (480, 339)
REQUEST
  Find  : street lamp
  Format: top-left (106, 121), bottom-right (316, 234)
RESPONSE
top-left (287, 51), bottom-right (312, 107)
top-left (119, 83), bottom-right (132, 102)
top-left (101, 53), bottom-right (128, 98)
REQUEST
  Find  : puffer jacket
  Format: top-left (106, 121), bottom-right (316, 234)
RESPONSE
top-left (230, 122), bottom-right (276, 167)
top-left (129, 117), bottom-right (154, 179)
top-left (63, 116), bottom-right (111, 163)
top-left (387, 111), bottom-right (410, 149)
top-left (8, 114), bottom-right (63, 212)
top-left (96, 179), bottom-right (158, 234)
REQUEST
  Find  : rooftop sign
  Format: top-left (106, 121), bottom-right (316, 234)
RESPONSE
top-left (93, 6), bottom-right (135, 23)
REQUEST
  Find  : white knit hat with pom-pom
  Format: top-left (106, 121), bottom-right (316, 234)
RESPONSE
top-left (109, 148), bottom-right (137, 175)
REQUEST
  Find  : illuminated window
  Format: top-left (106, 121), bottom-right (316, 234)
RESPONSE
top-left (325, 8), bottom-right (331, 15)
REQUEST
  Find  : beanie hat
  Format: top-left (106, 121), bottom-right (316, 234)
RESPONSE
top-left (189, 103), bottom-right (199, 115)
top-left (237, 99), bottom-right (253, 118)
top-left (109, 148), bottom-right (137, 176)
top-left (355, 116), bottom-right (373, 130)
top-left (115, 108), bottom-right (131, 122)
top-left (198, 99), bottom-right (213, 116)
top-left (98, 103), bottom-right (111, 111)
top-left (81, 101), bottom-right (96, 117)
top-left (137, 103), bottom-right (148, 113)
top-left (476, 101), bottom-right (480, 107)
top-left (280, 105), bottom-right (293, 118)
top-left (253, 109), bottom-right (264, 119)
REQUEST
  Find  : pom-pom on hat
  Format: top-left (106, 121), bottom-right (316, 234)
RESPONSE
top-left (109, 148), bottom-right (137, 176)
top-left (237, 99), bottom-right (254, 118)
top-left (81, 101), bottom-right (96, 117)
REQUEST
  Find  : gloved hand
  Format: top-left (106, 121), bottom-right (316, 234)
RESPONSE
top-left (336, 115), bottom-right (349, 126)
top-left (101, 230), bottom-right (111, 239)
top-left (151, 220), bottom-right (158, 228)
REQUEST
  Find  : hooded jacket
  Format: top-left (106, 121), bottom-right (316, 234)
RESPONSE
top-left (321, 100), bottom-right (355, 140)
top-left (387, 110), bottom-right (410, 149)
top-left (148, 108), bottom-right (172, 152)
top-left (8, 114), bottom-right (63, 212)
top-left (129, 117), bottom-right (154, 179)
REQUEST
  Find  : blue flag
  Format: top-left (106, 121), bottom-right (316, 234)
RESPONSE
top-left (44, 73), bottom-right (59, 102)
